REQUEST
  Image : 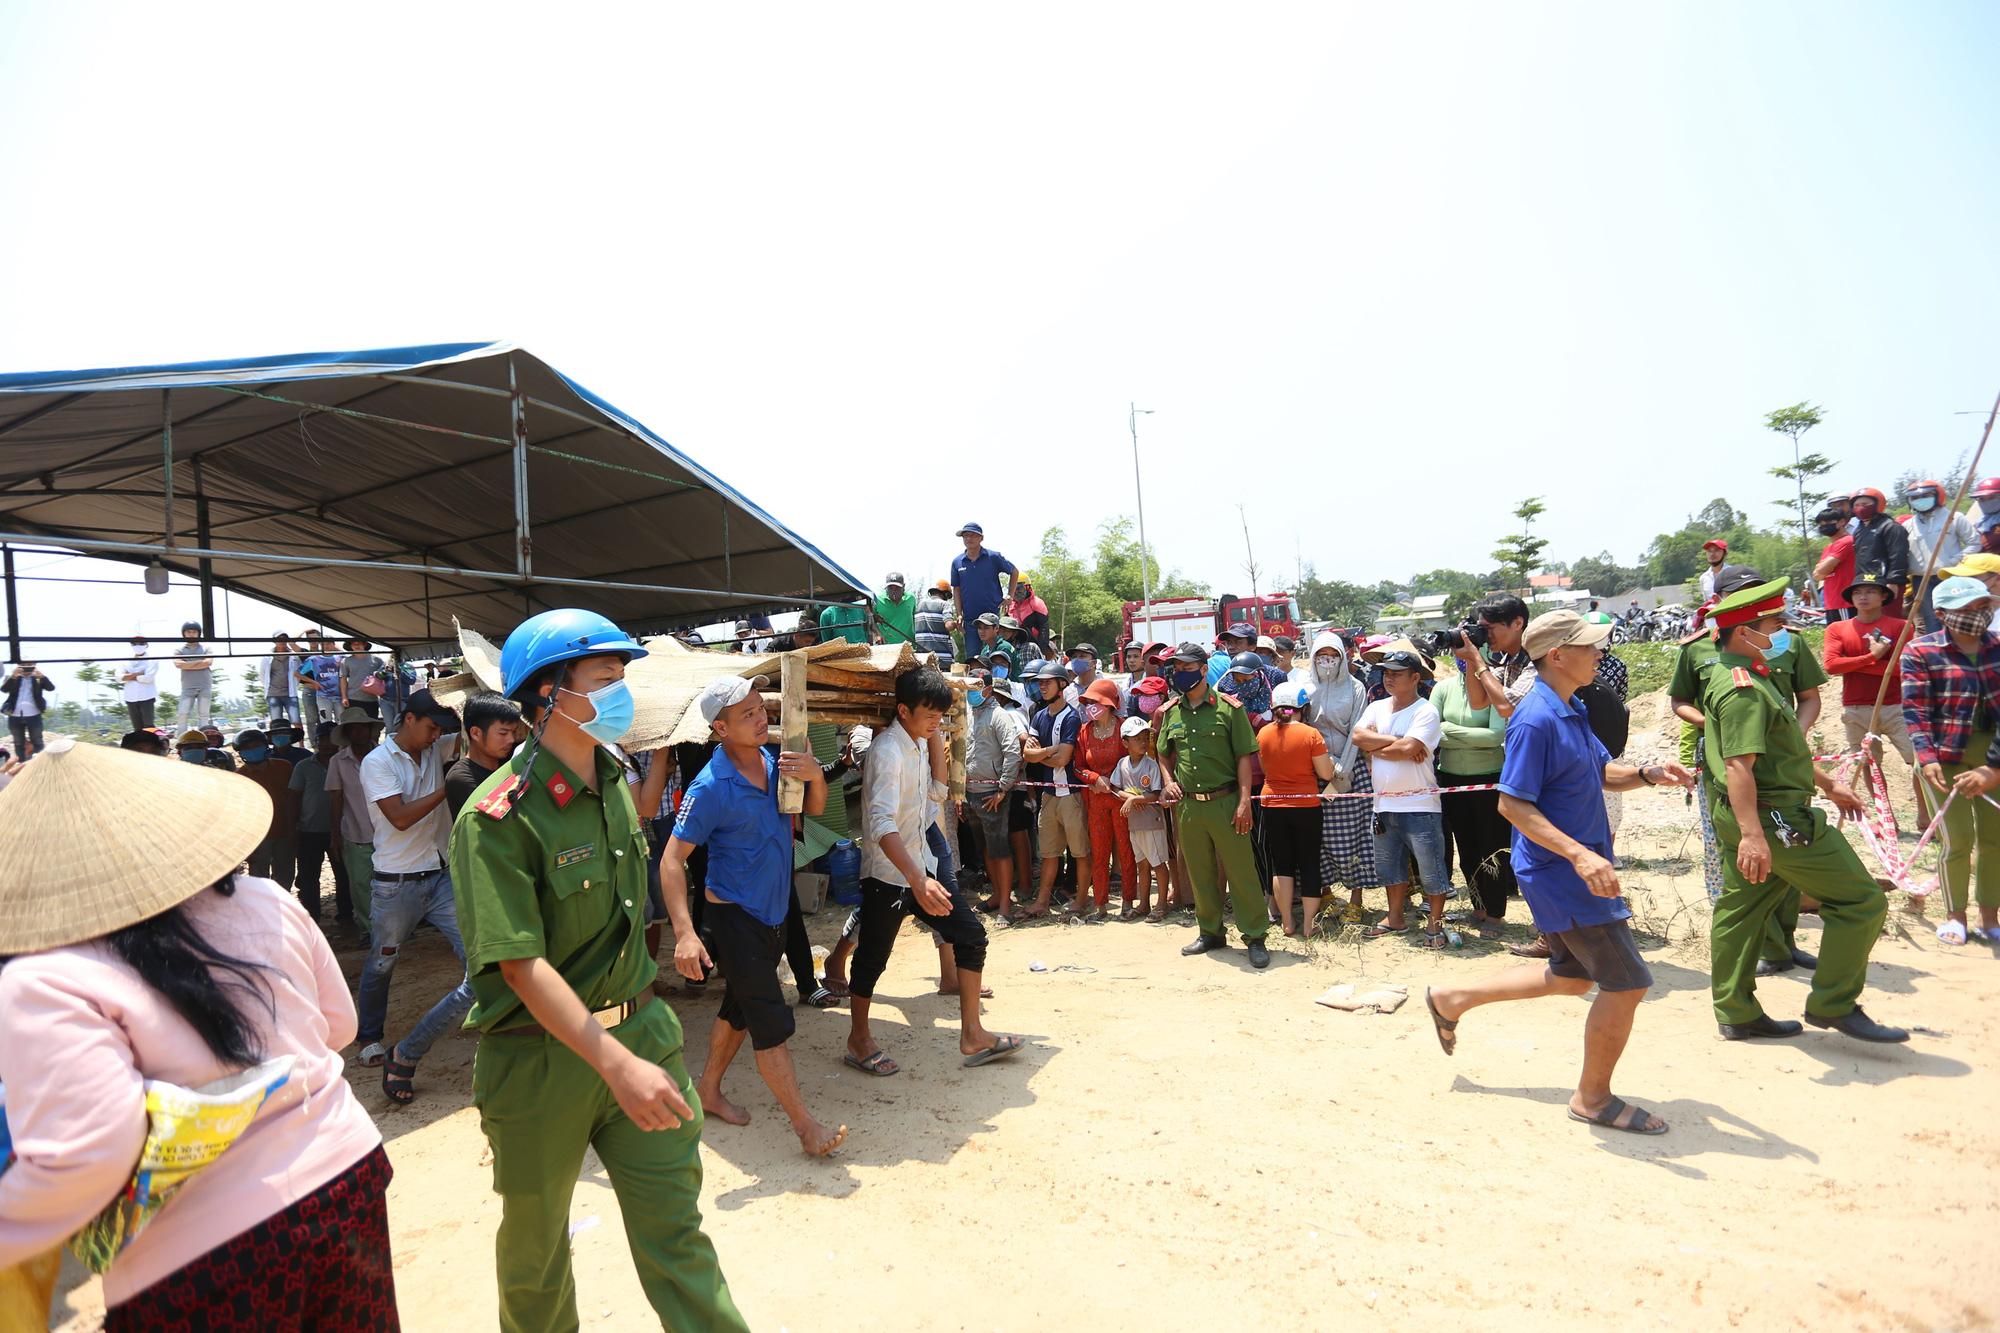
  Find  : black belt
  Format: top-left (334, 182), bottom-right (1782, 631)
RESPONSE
top-left (373, 866), bottom-right (443, 882)
top-left (1190, 781), bottom-right (1238, 802)
top-left (495, 984), bottom-right (658, 1038)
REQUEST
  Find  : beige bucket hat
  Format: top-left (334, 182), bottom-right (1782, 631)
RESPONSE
top-left (0, 736), bottom-right (271, 955)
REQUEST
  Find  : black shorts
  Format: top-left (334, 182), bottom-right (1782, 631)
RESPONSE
top-left (699, 899), bottom-right (796, 1050)
top-left (1259, 804), bottom-right (1324, 893)
top-left (1006, 789), bottom-right (1033, 833)
top-left (1547, 919), bottom-right (1653, 994)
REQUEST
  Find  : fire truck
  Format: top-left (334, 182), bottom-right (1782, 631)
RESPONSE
top-left (1117, 592), bottom-right (1302, 656)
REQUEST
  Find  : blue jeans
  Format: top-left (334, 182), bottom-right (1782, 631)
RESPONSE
top-left (1372, 809), bottom-right (1450, 894)
top-left (355, 867), bottom-right (474, 1062)
top-left (266, 695), bottom-right (300, 723)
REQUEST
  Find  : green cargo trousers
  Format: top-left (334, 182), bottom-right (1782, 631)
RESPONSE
top-left (1175, 794), bottom-right (1268, 943)
top-left (1710, 803), bottom-right (1887, 1026)
top-left (472, 999), bottom-right (747, 1333)
top-left (1939, 736), bottom-right (2000, 914)
top-left (341, 840), bottom-right (374, 932)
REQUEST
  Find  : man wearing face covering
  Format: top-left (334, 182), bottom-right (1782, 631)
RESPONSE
top-left (1903, 479), bottom-right (1980, 632)
top-left (1700, 573), bottom-right (1903, 1044)
top-left (1847, 487), bottom-right (1911, 618)
top-left (1292, 631), bottom-right (1378, 920)
top-left (1159, 643), bottom-right (1270, 967)
top-left (1973, 477), bottom-right (2000, 557)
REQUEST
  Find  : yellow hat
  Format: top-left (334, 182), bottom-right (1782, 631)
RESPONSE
top-left (1943, 552), bottom-right (2000, 579)
top-left (176, 728), bottom-right (208, 746)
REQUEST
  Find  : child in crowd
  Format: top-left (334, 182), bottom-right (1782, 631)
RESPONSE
top-left (1110, 716), bottom-right (1170, 921)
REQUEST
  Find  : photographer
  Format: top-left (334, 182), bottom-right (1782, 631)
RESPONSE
top-left (1456, 594), bottom-right (1536, 720)
top-left (4, 662), bottom-right (55, 759)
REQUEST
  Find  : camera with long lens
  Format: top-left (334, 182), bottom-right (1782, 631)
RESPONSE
top-left (1416, 618), bottom-right (1488, 657)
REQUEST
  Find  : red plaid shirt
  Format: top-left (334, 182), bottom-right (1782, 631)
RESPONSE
top-left (1899, 629), bottom-right (2000, 766)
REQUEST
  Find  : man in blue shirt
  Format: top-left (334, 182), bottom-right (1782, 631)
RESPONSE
top-left (1423, 611), bottom-right (1694, 1137)
top-left (662, 674), bottom-right (848, 1157)
top-left (949, 522), bottom-right (1019, 659)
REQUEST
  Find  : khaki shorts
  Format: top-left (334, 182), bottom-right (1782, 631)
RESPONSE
top-left (1130, 827), bottom-right (1169, 867)
top-left (1843, 704), bottom-right (1915, 765)
top-left (1037, 791), bottom-right (1090, 858)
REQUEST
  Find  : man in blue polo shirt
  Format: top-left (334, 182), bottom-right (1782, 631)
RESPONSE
top-left (1422, 611), bottom-right (1694, 1137)
top-left (949, 522), bottom-right (1018, 660)
top-left (662, 674), bottom-right (848, 1157)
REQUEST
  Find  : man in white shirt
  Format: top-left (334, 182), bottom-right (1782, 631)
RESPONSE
top-left (845, 667), bottom-right (1023, 1076)
top-left (1697, 539), bottom-right (1729, 601)
top-left (118, 636), bottom-right (160, 730)
top-left (1904, 479), bottom-right (1980, 631)
top-left (353, 688), bottom-right (471, 1105)
top-left (1354, 650), bottom-right (1452, 946)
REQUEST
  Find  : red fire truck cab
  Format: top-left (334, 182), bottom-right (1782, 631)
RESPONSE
top-left (1117, 592), bottom-right (1301, 658)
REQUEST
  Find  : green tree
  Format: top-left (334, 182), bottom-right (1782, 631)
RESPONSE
top-left (242, 664), bottom-right (265, 713)
top-left (1491, 496), bottom-right (1549, 595)
top-left (73, 661), bottom-right (115, 716)
top-left (1023, 517), bottom-right (1207, 650)
top-left (1764, 401), bottom-right (1832, 543)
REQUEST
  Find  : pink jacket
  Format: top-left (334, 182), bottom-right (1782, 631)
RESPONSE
top-left (0, 877), bottom-right (380, 1306)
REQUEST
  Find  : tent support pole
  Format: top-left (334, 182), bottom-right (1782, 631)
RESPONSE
top-left (723, 505), bottom-right (731, 591)
top-left (161, 389), bottom-right (175, 550)
top-left (3, 544), bottom-right (19, 663)
top-left (509, 356), bottom-right (532, 580)
top-left (193, 454), bottom-right (214, 638)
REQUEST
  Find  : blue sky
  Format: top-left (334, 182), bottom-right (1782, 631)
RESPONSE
top-left (2, 3), bottom-right (1997, 696)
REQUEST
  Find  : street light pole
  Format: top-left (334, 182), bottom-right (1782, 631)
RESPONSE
top-left (1130, 403), bottom-right (1155, 642)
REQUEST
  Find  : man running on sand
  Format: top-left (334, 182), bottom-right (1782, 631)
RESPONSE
top-left (662, 675), bottom-right (848, 1156)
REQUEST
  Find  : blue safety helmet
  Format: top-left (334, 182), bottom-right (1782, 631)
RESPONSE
top-left (1228, 651), bottom-right (1265, 676)
top-left (500, 609), bottom-right (649, 700)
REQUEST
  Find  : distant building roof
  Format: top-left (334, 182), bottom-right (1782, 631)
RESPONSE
top-left (1527, 574), bottom-right (1572, 588)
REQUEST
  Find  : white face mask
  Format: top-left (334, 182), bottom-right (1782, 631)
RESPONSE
top-left (131, 645), bottom-right (147, 656)
top-left (1314, 656), bottom-right (1341, 680)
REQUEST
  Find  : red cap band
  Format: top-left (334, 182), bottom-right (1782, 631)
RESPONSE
top-left (1713, 593), bottom-right (1785, 629)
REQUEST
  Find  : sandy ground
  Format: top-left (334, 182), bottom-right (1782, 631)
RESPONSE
top-left (47, 686), bottom-right (2000, 1332)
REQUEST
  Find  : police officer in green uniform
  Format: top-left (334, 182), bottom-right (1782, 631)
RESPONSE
top-left (452, 609), bottom-right (747, 1333)
top-left (1157, 641), bottom-right (1271, 968)
top-left (1673, 567), bottom-right (1827, 975)
top-left (1700, 577), bottom-right (1907, 1044)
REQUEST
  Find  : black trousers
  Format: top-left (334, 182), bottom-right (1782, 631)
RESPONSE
top-left (126, 698), bottom-right (156, 730)
top-left (849, 874), bottom-right (988, 1000)
top-left (1439, 771), bottom-right (1516, 918)
top-left (296, 831), bottom-right (334, 919)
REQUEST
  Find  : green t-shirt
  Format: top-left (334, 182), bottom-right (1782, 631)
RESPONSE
top-left (819, 603), bottom-right (869, 646)
top-left (450, 744), bottom-right (660, 1033)
top-left (1701, 651), bottom-right (1818, 815)
top-left (873, 590), bottom-right (916, 645)
top-left (1159, 689), bottom-right (1258, 792)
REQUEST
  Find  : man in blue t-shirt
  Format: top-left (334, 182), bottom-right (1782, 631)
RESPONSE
top-left (1422, 611), bottom-right (1693, 1138)
top-left (660, 674), bottom-right (847, 1157)
top-left (948, 522), bottom-right (1018, 659)
top-left (1020, 661), bottom-right (1094, 918)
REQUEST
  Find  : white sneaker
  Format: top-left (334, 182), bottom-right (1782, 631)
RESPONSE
top-left (357, 1042), bottom-right (387, 1067)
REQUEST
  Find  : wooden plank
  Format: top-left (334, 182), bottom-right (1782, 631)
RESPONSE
top-left (778, 650), bottom-right (809, 814)
top-left (760, 686), bottom-right (890, 708)
top-left (805, 662), bottom-right (897, 691)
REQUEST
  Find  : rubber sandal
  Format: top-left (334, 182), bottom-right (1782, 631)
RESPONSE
top-left (1423, 987), bottom-right (1457, 1056)
top-left (1938, 920), bottom-right (1968, 945)
top-left (1419, 929), bottom-right (1449, 950)
top-left (1359, 923), bottom-right (1408, 940)
top-left (356, 1041), bottom-right (387, 1068)
top-left (963, 1035), bottom-right (1026, 1067)
top-left (806, 986), bottom-right (842, 1008)
top-left (842, 1050), bottom-right (899, 1077)
top-left (381, 1055), bottom-right (417, 1106)
top-left (1567, 1094), bottom-right (1667, 1135)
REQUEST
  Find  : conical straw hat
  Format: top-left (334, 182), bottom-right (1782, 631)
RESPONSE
top-left (0, 736), bottom-right (271, 955)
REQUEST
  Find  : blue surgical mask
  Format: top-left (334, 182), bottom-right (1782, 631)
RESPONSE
top-left (1170, 668), bottom-right (1203, 693)
top-left (1760, 628), bottom-right (1793, 660)
top-left (561, 678), bottom-right (635, 745)
top-left (241, 746), bottom-right (269, 764)
top-left (968, 689), bottom-right (986, 707)
top-left (991, 665), bottom-right (1009, 680)
top-left (1911, 496), bottom-right (1938, 513)
top-left (1068, 658), bottom-right (1091, 676)
top-left (180, 748), bottom-right (207, 764)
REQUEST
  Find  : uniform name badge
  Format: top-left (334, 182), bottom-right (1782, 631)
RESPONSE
top-left (555, 844), bottom-right (596, 869)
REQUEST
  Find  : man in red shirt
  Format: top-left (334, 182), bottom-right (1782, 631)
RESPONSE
top-left (1822, 575), bottom-right (1922, 813)
top-left (1813, 507), bottom-right (1857, 622)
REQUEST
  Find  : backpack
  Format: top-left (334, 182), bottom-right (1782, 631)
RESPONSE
top-left (1573, 680), bottom-right (1629, 759)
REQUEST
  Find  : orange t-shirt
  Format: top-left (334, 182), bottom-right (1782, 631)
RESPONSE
top-left (1257, 720), bottom-right (1327, 808)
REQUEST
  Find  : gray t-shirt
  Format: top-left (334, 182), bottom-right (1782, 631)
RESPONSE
top-left (340, 653), bottom-right (386, 702)
top-left (175, 641), bottom-right (212, 691)
top-left (289, 754), bottom-right (333, 834)
top-left (1108, 754), bottom-right (1166, 831)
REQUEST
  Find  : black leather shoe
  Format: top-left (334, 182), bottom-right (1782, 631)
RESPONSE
top-left (1789, 948), bottom-right (1819, 969)
top-left (1719, 1015), bottom-right (1804, 1040)
top-left (1181, 934), bottom-right (1227, 956)
top-left (1755, 958), bottom-right (1794, 977)
top-left (1247, 938), bottom-right (1271, 969)
top-left (1804, 1006), bottom-right (1909, 1043)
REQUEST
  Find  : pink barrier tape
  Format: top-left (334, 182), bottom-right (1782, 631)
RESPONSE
top-left (991, 778), bottom-right (1503, 803)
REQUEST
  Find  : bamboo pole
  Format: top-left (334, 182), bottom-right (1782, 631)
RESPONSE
top-left (948, 662), bottom-right (968, 800)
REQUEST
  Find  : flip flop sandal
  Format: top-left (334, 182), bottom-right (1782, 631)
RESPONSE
top-left (842, 1050), bottom-right (900, 1077)
top-left (963, 1035), bottom-right (1026, 1067)
top-left (1567, 1095), bottom-right (1668, 1136)
top-left (1419, 930), bottom-right (1450, 950)
top-left (382, 1055), bottom-right (417, 1106)
top-left (1359, 923), bottom-right (1408, 940)
top-left (806, 986), bottom-right (843, 1008)
top-left (1423, 987), bottom-right (1457, 1057)
top-left (1145, 909), bottom-right (1166, 923)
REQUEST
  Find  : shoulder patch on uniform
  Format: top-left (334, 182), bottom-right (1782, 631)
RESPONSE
top-left (546, 770), bottom-right (576, 808)
top-left (1730, 666), bottom-right (1754, 688)
top-left (554, 843), bottom-right (596, 868)
top-left (475, 774), bottom-right (529, 819)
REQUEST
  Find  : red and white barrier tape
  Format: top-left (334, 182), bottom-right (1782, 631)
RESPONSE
top-left (982, 778), bottom-right (1506, 804)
